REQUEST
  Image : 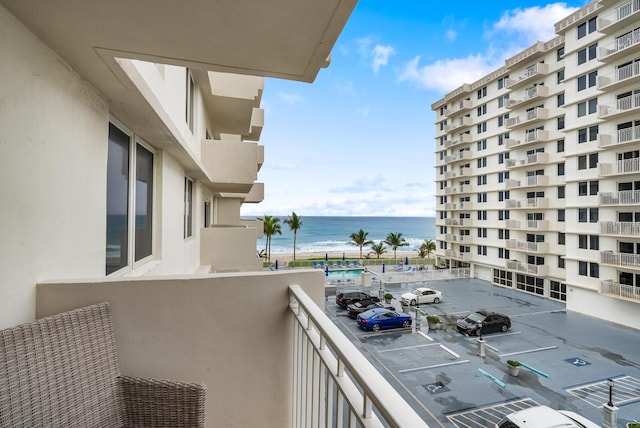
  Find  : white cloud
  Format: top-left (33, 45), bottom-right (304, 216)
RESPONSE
top-left (372, 44), bottom-right (396, 73)
top-left (445, 29), bottom-right (457, 41)
top-left (398, 3), bottom-right (580, 93)
top-left (399, 54), bottom-right (496, 92)
top-left (278, 92), bottom-right (304, 105)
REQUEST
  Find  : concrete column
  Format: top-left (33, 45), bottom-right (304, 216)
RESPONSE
top-left (602, 404), bottom-right (617, 428)
top-left (477, 338), bottom-right (485, 357)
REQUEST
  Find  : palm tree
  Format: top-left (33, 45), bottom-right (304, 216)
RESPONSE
top-left (284, 212), bottom-right (302, 263)
top-left (421, 239), bottom-right (436, 260)
top-left (262, 215), bottom-right (281, 263)
top-left (348, 229), bottom-right (373, 259)
top-left (384, 232), bottom-right (409, 261)
top-left (369, 242), bottom-right (387, 259)
top-left (417, 247), bottom-right (428, 259)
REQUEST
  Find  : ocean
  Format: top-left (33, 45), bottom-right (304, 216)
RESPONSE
top-left (252, 216), bottom-right (435, 256)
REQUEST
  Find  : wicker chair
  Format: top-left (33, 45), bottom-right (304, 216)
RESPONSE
top-left (0, 302), bottom-right (206, 428)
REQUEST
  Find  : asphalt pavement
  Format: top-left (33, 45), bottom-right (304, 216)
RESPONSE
top-left (326, 278), bottom-right (640, 427)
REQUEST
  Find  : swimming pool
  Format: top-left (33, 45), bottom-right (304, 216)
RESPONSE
top-left (326, 268), bottom-right (364, 278)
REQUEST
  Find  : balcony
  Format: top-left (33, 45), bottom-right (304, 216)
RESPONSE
top-left (445, 133), bottom-right (472, 148)
top-left (444, 166), bottom-right (470, 179)
top-left (506, 197), bottom-right (549, 209)
top-left (506, 152), bottom-right (550, 169)
top-left (201, 225), bottom-right (262, 272)
top-left (505, 129), bottom-right (550, 149)
top-left (599, 157), bottom-right (640, 176)
top-left (445, 150), bottom-right (473, 163)
top-left (506, 239), bottom-right (549, 253)
top-left (599, 30), bottom-right (640, 63)
top-left (505, 85), bottom-right (549, 110)
top-left (505, 219), bottom-right (550, 231)
top-left (600, 190), bottom-right (640, 205)
top-left (201, 138), bottom-right (261, 193)
top-left (505, 174), bottom-right (549, 190)
top-left (445, 234), bottom-right (471, 243)
top-left (597, 61), bottom-right (640, 91)
top-left (598, 125), bottom-right (640, 148)
top-left (505, 63), bottom-right (550, 90)
top-left (449, 99), bottom-right (473, 115)
top-left (35, 273), bottom-right (427, 428)
top-left (445, 218), bottom-right (470, 226)
top-left (505, 108), bottom-right (549, 129)
top-left (600, 221), bottom-right (640, 237)
top-left (600, 280), bottom-right (640, 303)
top-left (445, 250), bottom-right (472, 261)
top-left (598, 93), bottom-right (640, 120)
top-left (445, 116), bottom-right (473, 132)
top-left (601, 251), bottom-right (640, 269)
top-left (598, 0), bottom-right (640, 34)
top-left (506, 260), bottom-right (549, 275)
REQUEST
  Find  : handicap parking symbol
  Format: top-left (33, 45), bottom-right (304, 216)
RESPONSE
top-left (564, 357), bottom-right (591, 367)
top-left (423, 381), bottom-right (450, 394)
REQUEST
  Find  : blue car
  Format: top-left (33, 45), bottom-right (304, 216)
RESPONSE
top-left (356, 308), bottom-right (412, 332)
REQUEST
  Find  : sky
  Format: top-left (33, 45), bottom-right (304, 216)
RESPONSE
top-left (240, 1), bottom-right (587, 218)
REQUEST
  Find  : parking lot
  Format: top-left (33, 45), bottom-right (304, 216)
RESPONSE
top-left (326, 278), bottom-right (640, 427)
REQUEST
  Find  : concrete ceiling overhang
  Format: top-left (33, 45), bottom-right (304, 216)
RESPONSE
top-left (1, 0), bottom-right (357, 83)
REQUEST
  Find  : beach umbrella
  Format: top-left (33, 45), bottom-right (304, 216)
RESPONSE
top-left (325, 253), bottom-right (328, 262)
top-left (342, 253), bottom-right (345, 260)
top-left (325, 266), bottom-right (329, 277)
top-left (275, 260), bottom-right (279, 270)
top-left (405, 256), bottom-right (409, 265)
top-left (382, 263), bottom-right (385, 273)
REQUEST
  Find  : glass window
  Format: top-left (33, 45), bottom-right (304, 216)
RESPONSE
top-left (578, 48), bottom-right (586, 65)
top-left (184, 178), bottom-right (193, 238)
top-left (135, 145), bottom-right (153, 262)
top-left (558, 185), bottom-right (565, 199)
top-left (557, 140), bottom-right (564, 153)
top-left (558, 209), bottom-right (565, 222)
top-left (557, 93), bottom-right (565, 106)
top-left (578, 75), bottom-right (587, 91)
top-left (557, 116), bottom-right (565, 130)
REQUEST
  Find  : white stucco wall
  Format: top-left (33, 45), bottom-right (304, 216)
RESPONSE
top-left (0, 5), bottom-right (109, 328)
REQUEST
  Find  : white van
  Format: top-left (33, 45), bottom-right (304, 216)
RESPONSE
top-left (495, 405), bottom-right (600, 428)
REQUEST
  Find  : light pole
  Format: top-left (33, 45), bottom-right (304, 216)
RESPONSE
top-left (607, 378), bottom-right (614, 407)
top-left (603, 378), bottom-right (617, 428)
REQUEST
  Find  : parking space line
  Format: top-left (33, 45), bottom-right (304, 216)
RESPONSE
top-left (399, 359), bottom-right (470, 373)
top-left (439, 344), bottom-right (460, 358)
top-left (379, 343), bottom-right (440, 353)
top-left (500, 345), bottom-right (558, 357)
top-left (357, 328), bottom-right (413, 339)
top-left (417, 330), bottom-right (435, 342)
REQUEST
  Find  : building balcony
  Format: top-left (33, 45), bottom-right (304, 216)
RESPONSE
top-left (600, 221), bottom-right (640, 237)
top-left (445, 218), bottom-right (472, 227)
top-left (598, 0), bottom-right (640, 34)
top-left (445, 133), bottom-right (472, 148)
top-left (598, 125), bottom-right (640, 148)
top-left (201, 138), bottom-right (262, 194)
top-left (35, 274), bottom-right (427, 428)
top-left (445, 116), bottom-right (473, 132)
top-left (505, 85), bottom-right (549, 110)
top-left (505, 63), bottom-right (550, 90)
top-left (505, 129), bottom-right (550, 149)
top-left (505, 174), bottom-right (549, 190)
top-left (201, 225), bottom-right (263, 272)
top-left (597, 61), bottom-right (640, 91)
top-left (506, 152), bottom-right (550, 169)
top-left (444, 234), bottom-right (472, 243)
top-left (506, 197), bottom-right (549, 209)
top-left (444, 166), bottom-right (470, 179)
top-left (600, 280), bottom-right (640, 303)
top-left (505, 219), bottom-right (550, 231)
top-left (600, 190), bottom-right (640, 206)
top-left (601, 251), bottom-right (640, 269)
top-left (505, 107), bottom-right (549, 129)
top-left (445, 250), bottom-right (472, 261)
top-left (599, 157), bottom-right (640, 177)
top-left (506, 260), bottom-right (549, 275)
top-left (449, 99), bottom-right (473, 115)
top-left (506, 239), bottom-right (549, 254)
top-left (445, 150), bottom-right (473, 163)
top-left (598, 93), bottom-right (640, 120)
top-left (599, 30), bottom-right (640, 63)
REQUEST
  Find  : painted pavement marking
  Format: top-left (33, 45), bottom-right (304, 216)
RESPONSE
top-left (567, 375), bottom-right (640, 408)
top-left (399, 359), bottom-right (470, 374)
top-left (447, 397), bottom-right (539, 428)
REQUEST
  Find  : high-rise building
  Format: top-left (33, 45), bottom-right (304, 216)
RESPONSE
top-left (432, 0), bottom-right (640, 330)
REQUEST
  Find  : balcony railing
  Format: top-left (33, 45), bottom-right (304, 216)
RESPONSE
top-left (598, 0), bottom-right (640, 33)
top-left (505, 63), bottom-right (549, 90)
top-left (289, 285), bottom-right (428, 428)
top-left (450, 99), bottom-right (473, 115)
top-left (599, 29), bottom-right (640, 62)
top-left (598, 93), bottom-right (640, 119)
top-left (506, 197), bottom-right (549, 209)
top-left (445, 250), bottom-right (471, 261)
top-left (445, 151), bottom-right (472, 163)
top-left (505, 108), bottom-right (549, 129)
top-left (505, 219), bottom-right (550, 231)
top-left (506, 85), bottom-right (549, 109)
top-left (600, 190), bottom-right (640, 205)
top-left (506, 260), bottom-right (549, 275)
top-left (599, 157), bottom-right (640, 176)
top-left (598, 126), bottom-right (640, 148)
top-left (601, 251), bottom-right (640, 268)
top-left (445, 116), bottom-right (472, 132)
top-left (506, 152), bottom-right (549, 169)
top-left (445, 133), bottom-right (472, 148)
top-left (505, 129), bottom-right (549, 149)
top-left (600, 221), bottom-right (640, 237)
top-left (505, 175), bottom-right (548, 189)
top-left (506, 239), bottom-right (549, 253)
top-left (597, 61), bottom-right (640, 90)
top-left (600, 280), bottom-right (640, 302)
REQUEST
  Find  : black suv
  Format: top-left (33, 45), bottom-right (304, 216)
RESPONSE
top-left (335, 291), bottom-right (379, 309)
top-left (456, 310), bottom-right (511, 336)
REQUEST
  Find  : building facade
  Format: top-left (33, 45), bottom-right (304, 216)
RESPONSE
top-left (432, 0), bottom-right (640, 330)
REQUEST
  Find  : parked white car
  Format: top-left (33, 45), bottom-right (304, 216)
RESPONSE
top-left (400, 287), bottom-right (443, 306)
top-left (495, 405), bottom-right (600, 428)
